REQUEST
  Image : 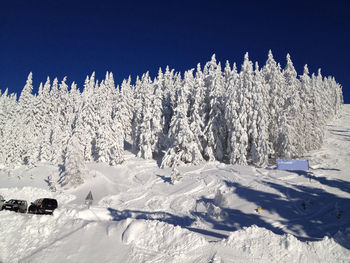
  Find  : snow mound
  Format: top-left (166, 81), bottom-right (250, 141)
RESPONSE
top-left (220, 225), bottom-right (350, 263)
top-left (122, 220), bottom-right (208, 257)
top-left (0, 208), bottom-right (84, 263)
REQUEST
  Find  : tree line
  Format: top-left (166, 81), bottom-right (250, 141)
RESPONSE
top-left (0, 51), bottom-right (343, 186)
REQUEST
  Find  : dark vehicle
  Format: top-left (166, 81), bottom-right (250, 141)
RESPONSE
top-left (28, 198), bottom-right (58, 215)
top-left (0, 195), bottom-right (5, 210)
top-left (3, 199), bottom-right (28, 213)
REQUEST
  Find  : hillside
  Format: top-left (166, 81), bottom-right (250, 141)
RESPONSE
top-left (0, 105), bottom-right (350, 263)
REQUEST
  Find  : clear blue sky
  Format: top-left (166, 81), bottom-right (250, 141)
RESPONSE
top-left (1, 0), bottom-right (349, 103)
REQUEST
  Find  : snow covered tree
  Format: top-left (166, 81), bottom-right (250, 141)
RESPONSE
top-left (131, 76), bottom-right (144, 153)
top-left (119, 76), bottom-right (134, 140)
top-left (262, 50), bottom-right (286, 157)
top-left (0, 89), bottom-right (9, 139)
top-left (299, 64), bottom-right (315, 152)
top-left (278, 54), bottom-right (303, 157)
top-left (170, 160), bottom-right (182, 184)
top-left (269, 54), bottom-right (302, 158)
top-left (250, 62), bottom-right (269, 166)
top-left (0, 51), bottom-right (344, 170)
top-left (224, 62), bottom-right (241, 164)
top-left (96, 74), bottom-right (124, 165)
top-left (37, 77), bottom-right (54, 162)
top-left (162, 66), bottom-right (176, 137)
top-left (203, 54), bottom-right (226, 161)
top-left (18, 72), bottom-right (39, 166)
top-left (94, 79), bottom-right (113, 163)
top-left (232, 53), bottom-right (252, 165)
top-left (78, 73), bottom-right (100, 161)
top-left (151, 68), bottom-right (166, 154)
top-left (59, 132), bottom-right (86, 188)
top-left (109, 120), bottom-right (125, 165)
top-left (137, 72), bottom-right (155, 159)
top-left (0, 92), bottom-right (22, 167)
top-left (161, 70), bottom-right (203, 167)
top-left (56, 77), bottom-right (75, 163)
top-left (188, 63), bottom-right (206, 161)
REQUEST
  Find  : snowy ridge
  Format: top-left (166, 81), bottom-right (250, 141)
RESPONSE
top-left (219, 225), bottom-right (349, 263)
top-left (0, 212), bottom-right (349, 262)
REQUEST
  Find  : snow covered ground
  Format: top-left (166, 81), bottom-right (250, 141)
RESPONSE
top-left (1, 105), bottom-right (350, 263)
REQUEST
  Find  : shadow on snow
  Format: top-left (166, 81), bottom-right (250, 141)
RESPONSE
top-left (220, 180), bottom-right (350, 249)
top-left (191, 197), bottom-right (284, 236)
top-left (285, 170), bottom-right (350, 195)
top-left (156, 174), bottom-right (172, 184)
top-left (107, 175), bottom-right (350, 248)
top-left (107, 207), bottom-right (194, 227)
top-left (107, 207), bottom-right (228, 239)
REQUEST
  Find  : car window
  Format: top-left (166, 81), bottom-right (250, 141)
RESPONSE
top-left (43, 199), bottom-right (58, 206)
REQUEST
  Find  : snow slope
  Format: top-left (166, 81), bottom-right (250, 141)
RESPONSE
top-left (1, 105), bottom-right (350, 262)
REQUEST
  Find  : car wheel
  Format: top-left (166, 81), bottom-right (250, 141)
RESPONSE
top-left (28, 206), bottom-right (35, 214)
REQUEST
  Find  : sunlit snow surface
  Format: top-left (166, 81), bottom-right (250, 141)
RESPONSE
top-left (1, 106), bottom-right (350, 262)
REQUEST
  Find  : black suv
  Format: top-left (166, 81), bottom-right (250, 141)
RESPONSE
top-left (3, 199), bottom-right (28, 213)
top-left (28, 198), bottom-right (58, 215)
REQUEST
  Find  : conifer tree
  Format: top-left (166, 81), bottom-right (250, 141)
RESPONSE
top-left (131, 76), bottom-right (144, 153)
top-left (18, 72), bottom-right (38, 165)
top-left (59, 132), bottom-right (85, 188)
top-left (188, 64), bottom-right (206, 161)
top-left (151, 68), bottom-right (166, 154)
top-left (262, 50), bottom-right (286, 157)
top-left (203, 55), bottom-right (226, 161)
top-left (78, 74), bottom-right (99, 161)
top-left (36, 77), bottom-right (53, 162)
top-left (119, 76), bottom-right (134, 140)
top-left (250, 62), bottom-right (269, 166)
top-left (162, 66), bottom-right (176, 137)
top-left (299, 64), bottom-right (314, 152)
top-left (0, 92), bottom-right (21, 167)
top-left (161, 70), bottom-right (203, 167)
top-left (137, 72), bottom-right (155, 159)
top-left (280, 54), bottom-right (303, 157)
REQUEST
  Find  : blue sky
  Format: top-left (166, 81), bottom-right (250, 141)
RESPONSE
top-left (0, 0), bottom-right (349, 103)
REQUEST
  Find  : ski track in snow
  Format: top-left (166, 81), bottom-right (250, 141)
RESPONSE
top-left (1, 106), bottom-right (350, 262)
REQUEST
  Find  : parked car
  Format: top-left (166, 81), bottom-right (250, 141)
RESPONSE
top-left (3, 199), bottom-right (28, 213)
top-left (0, 195), bottom-right (5, 210)
top-left (28, 198), bottom-right (58, 215)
